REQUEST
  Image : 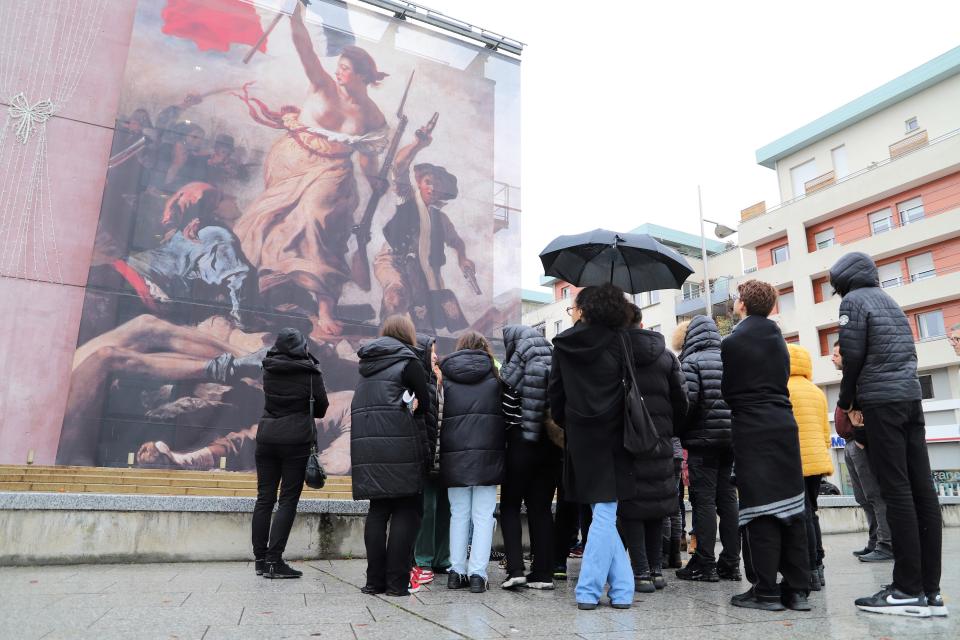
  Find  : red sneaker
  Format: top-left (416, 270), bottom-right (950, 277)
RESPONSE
top-left (412, 567), bottom-right (434, 585)
top-left (408, 569), bottom-right (423, 594)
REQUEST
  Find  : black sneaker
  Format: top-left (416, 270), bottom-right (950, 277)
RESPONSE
top-left (855, 587), bottom-right (931, 618)
top-left (817, 565), bottom-right (826, 587)
top-left (926, 592), bottom-right (948, 617)
top-left (652, 573), bottom-right (666, 590)
top-left (634, 575), bottom-right (656, 593)
top-left (361, 584), bottom-right (385, 595)
top-left (809, 573), bottom-right (822, 592)
top-left (731, 591), bottom-right (786, 611)
top-left (716, 562), bottom-right (742, 581)
top-left (264, 561), bottom-right (302, 579)
top-left (553, 565), bottom-right (568, 581)
top-left (469, 574), bottom-right (487, 593)
top-left (782, 591), bottom-right (812, 611)
top-left (676, 557), bottom-right (719, 582)
top-left (859, 549), bottom-right (895, 563)
top-left (852, 546), bottom-right (873, 557)
top-left (254, 559), bottom-right (265, 576)
top-left (447, 572), bottom-right (468, 590)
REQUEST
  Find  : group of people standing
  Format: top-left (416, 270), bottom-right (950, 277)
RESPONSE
top-left (246, 251), bottom-right (945, 618)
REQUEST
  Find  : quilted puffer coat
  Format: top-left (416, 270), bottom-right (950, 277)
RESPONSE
top-left (830, 252), bottom-right (921, 409)
top-left (786, 344), bottom-right (834, 477)
top-left (499, 325), bottom-right (552, 442)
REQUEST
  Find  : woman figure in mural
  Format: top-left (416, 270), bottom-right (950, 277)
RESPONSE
top-left (234, 1), bottom-right (389, 340)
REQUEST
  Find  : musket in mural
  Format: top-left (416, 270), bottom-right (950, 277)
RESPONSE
top-left (55, 0), bottom-right (518, 472)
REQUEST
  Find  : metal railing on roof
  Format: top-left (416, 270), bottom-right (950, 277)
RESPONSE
top-left (745, 126), bottom-right (960, 223)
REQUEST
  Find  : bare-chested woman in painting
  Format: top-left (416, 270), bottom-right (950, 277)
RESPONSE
top-left (235, 2), bottom-right (388, 339)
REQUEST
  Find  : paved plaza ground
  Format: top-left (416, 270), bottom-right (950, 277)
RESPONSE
top-left (1, 531), bottom-right (956, 640)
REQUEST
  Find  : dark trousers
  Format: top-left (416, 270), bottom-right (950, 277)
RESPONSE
top-left (742, 516), bottom-right (809, 598)
top-left (501, 432), bottom-right (559, 580)
top-left (663, 459), bottom-right (684, 549)
top-left (553, 481), bottom-right (592, 567)
top-left (688, 451), bottom-right (740, 567)
top-left (803, 474), bottom-right (824, 569)
top-left (620, 518), bottom-right (663, 576)
top-left (365, 495), bottom-right (422, 592)
top-left (252, 442), bottom-right (310, 563)
top-left (863, 401), bottom-right (942, 596)
top-left (414, 476), bottom-right (451, 570)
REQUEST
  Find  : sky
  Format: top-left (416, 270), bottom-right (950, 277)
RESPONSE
top-left (420, 0), bottom-right (960, 291)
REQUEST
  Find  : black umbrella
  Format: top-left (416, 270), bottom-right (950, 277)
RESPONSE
top-left (539, 228), bottom-right (694, 294)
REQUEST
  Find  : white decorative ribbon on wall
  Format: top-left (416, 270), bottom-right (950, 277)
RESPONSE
top-left (0, 0), bottom-right (108, 283)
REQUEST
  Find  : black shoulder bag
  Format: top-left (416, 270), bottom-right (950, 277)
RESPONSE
top-left (619, 331), bottom-right (658, 456)
top-left (304, 372), bottom-right (327, 489)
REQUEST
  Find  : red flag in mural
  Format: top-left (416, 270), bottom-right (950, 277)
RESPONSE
top-left (161, 0), bottom-right (268, 53)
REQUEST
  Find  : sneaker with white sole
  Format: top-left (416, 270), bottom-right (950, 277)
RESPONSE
top-left (855, 587), bottom-right (930, 618)
top-left (407, 569), bottom-right (423, 594)
top-left (926, 592), bottom-right (948, 617)
top-left (501, 573), bottom-right (526, 590)
top-left (524, 575), bottom-right (554, 590)
top-left (412, 567), bottom-right (434, 585)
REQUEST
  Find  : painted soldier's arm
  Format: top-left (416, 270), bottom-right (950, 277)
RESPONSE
top-left (441, 213), bottom-right (474, 271)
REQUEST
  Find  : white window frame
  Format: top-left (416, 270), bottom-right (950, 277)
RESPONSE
top-left (554, 319), bottom-right (563, 335)
top-left (682, 282), bottom-right (703, 300)
top-left (820, 281), bottom-right (834, 302)
top-left (561, 286), bottom-right (570, 300)
top-left (898, 196), bottom-right (925, 226)
top-left (905, 117), bottom-right (919, 133)
top-left (916, 310), bottom-right (945, 340)
top-left (831, 145), bottom-right (849, 179)
top-left (868, 208), bottom-right (894, 235)
top-left (814, 228), bottom-right (835, 250)
top-left (877, 262), bottom-right (903, 289)
top-left (771, 244), bottom-right (790, 265)
top-left (778, 291), bottom-right (796, 315)
top-left (907, 252), bottom-right (936, 283)
top-left (790, 158), bottom-right (818, 199)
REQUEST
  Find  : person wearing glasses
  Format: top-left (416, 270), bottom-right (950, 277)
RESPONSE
top-left (949, 323), bottom-right (960, 357)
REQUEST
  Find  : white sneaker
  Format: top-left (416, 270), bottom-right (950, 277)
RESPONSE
top-left (501, 574), bottom-right (526, 589)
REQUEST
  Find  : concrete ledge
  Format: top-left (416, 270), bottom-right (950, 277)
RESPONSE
top-left (1, 493), bottom-right (957, 566)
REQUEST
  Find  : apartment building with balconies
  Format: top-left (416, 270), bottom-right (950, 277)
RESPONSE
top-left (738, 45), bottom-right (960, 495)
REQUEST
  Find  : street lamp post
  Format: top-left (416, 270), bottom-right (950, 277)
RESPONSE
top-left (697, 185), bottom-right (737, 317)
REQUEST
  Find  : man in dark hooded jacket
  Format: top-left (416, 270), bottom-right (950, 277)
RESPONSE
top-left (830, 252), bottom-right (944, 618)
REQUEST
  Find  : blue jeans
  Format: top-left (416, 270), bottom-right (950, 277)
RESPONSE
top-left (448, 485), bottom-right (497, 579)
top-left (575, 501), bottom-right (634, 605)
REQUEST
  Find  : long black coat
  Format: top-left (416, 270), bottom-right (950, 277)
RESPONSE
top-left (499, 325), bottom-right (553, 443)
top-left (830, 252), bottom-right (922, 409)
top-left (721, 315), bottom-right (805, 525)
top-left (678, 315), bottom-right (732, 453)
top-left (549, 323), bottom-right (637, 505)
top-left (350, 338), bottom-right (426, 500)
top-left (439, 350), bottom-right (506, 487)
top-left (619, 329), bottom-right (688, 521)
top-left (414, 334), bottom-right (440, 461)
top-left (258, 328), bottom-right (330, 445)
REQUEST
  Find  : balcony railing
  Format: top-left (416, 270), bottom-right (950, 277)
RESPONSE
top-left (740, 126), bottom-right (960, 223)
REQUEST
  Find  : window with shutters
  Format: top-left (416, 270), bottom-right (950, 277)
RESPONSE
top-left (898, 196), bottom-right (924, 226)
top-left (916, 310), bottom-right (945, 340)
top-left (907, 252), bottom-right (935, 282)
top-left (814, 228), bottom-right (835, 250)
top-left (869, 208), bottom-right (894, 235)
top-left (877, 262), bottom-right (903, 289)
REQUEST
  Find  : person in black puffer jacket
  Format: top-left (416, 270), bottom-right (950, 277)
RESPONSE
top-left (412, 334), bottom-right (451, 581)
top-left (672, 315), bottom-right (740, 583)
top-left (617, 308), bottom-right (688, 593)
top-left (352, 315), bottom-right (431, 597)
top-left (253, 327), bottom-right (330, 580)
top-left (498, 324), bottom-right (559, 590)
top-left (830, 252), bottom-right (943, 614)
top-left (439, 331), bottom-right (506, 594)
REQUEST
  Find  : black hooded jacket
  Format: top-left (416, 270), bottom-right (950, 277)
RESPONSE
top-left (830, 252), bottom-right (921, 409)
top-left (677, 315), bottom-right (732, 452)
top-left (413, 334), bottom-right (440, 462)
top-left (499, 325), bottom-right (553, 442)
top-left (619, 329), bottom-right (688, 520)
top-left (350, 337), bottom-right (429, 500)
top-left (258, 328), bottom-right (329, 445)
top-left (439, 349), bottom-right (506, 487)
top-left (549, 322), bottom-right (638, 504)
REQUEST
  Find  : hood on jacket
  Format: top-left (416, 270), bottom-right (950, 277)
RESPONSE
top-left (502, 324), bottom-right (544, 363)
top-left (830, 252), bottom-right (879, 297)
top-left (787, 343), bottom-right (813, 380)
top-left (680, 315), bottom-right (722, 360)
top-left (552, 322), bottom-right (619, 363)
top-left (627, 328), bottom-right (666, 365)
top-left (441, 349), bottom-right (495, 384)
top-left (357, 337), bottom-right (417, 377)
top-left (262, 327), bottom-right (318, 374)
top-left (414, 333), bottom-right (437, 374)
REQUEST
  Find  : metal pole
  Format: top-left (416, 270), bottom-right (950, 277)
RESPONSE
top-left (698, 185), bottom-right (713, 317)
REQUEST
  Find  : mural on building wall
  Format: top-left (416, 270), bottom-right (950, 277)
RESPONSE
top-left (56, 0), bottom-right (520, 472)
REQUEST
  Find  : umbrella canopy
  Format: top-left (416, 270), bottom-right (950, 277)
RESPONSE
top-left (539, 228), bottom-right (694, 294)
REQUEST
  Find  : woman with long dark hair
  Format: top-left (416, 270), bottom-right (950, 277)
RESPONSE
top-left (549, 283), bottom-right (635, 610)
top-left (253, 327), bottom-right (329, 579)
top-left (352, 315), bottom-right (431, 596)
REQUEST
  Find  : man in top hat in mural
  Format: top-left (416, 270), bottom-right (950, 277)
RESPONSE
top-left (374, 116), bottom-right (476, 332)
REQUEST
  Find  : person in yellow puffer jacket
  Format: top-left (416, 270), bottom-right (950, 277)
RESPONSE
top-left (786, 343), bottom-right (834, 591)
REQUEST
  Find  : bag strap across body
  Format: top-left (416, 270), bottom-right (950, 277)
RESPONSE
top-left (619, 331), bottom-right (643, 399)
top-left (309, 370), bottom-right (317, 452)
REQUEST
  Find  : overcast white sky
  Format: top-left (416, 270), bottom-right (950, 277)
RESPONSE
top-left (421, 0), bottom-right (960, 291)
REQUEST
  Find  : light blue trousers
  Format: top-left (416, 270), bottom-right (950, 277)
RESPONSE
top-left (575, 501), bottom-right (635, 605)
top-left (448, 485), bottom-right (497, 579)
